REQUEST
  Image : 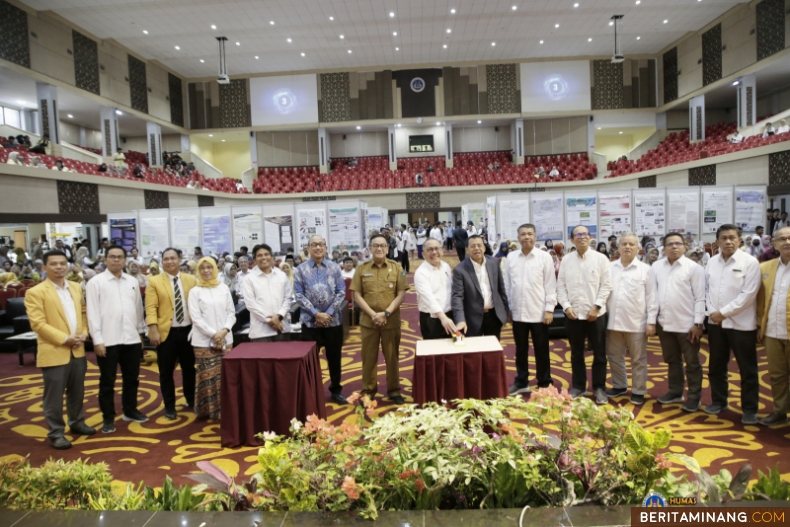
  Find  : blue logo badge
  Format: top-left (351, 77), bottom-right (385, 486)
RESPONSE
top-left (642, 491), bottom-right (667, 507)
top-left (410, 77), bottom-right (425, 93)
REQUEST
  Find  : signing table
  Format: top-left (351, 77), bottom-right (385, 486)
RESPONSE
top-left (412, 335), bottom-right (508, 404)
top-left (221, 341), bottom-right (327, 447)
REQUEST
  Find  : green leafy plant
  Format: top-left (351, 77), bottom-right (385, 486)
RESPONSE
top-left (748, 465), bottom-right (790, 501)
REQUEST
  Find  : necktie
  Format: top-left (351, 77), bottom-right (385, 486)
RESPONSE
top-left (173, 277), bottom-right (184, 323)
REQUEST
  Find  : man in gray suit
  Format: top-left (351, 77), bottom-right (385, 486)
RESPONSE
top-left (452, 235), bottom-right (509, 339)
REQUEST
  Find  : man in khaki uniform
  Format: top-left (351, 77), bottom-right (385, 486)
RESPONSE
top-left (351, 234), bottom-right (407, 404)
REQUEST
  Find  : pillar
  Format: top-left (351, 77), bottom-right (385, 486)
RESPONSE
top-left (78, 126), bottom-right (87, 148)
top-left (99, 106), bottom-right (120, 157)
top-left (736, 74), bottom-right (756, 129)
top-left (146, 121), bottom-right (163, 166)
top-left (586, 116), bottom-right (595, 157)
top-left (689, 95), bottom-right (705, 142)
top-left (317, 127), bottom-right (329, 174)
top-left (388, 125), bottom-right (397, 171)
top-left (513, 118), bottom-right (525, 165)
top-left (22, 109), bottom-right (37, 134)
top-left (180, 133), bottom-right (190, 155)
top-left (36, 82), bottom-right (61, 156)
top-left (655, 112), bottom-right (668, 131)
top-left (444, 123), bottom-right (453, 168)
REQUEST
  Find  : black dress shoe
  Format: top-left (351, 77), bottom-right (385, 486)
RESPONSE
top-left (70, 424), bottom-right (96, 436)
top-left (331, 393), bottom-right (348, 404)
top-left (50, 436), bottom-right (72, 450)
top-left (164, 408), bottom-right (177, 420)
top-left (388, 395), bottom-right (406, 405)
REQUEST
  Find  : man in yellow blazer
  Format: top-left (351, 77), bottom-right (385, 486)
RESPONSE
top-left (145, 247), bottom-right (197, 420)
top-left (25, 249), bottom-right (96, 449)
top-left (756, 225), bottom-right (790, 426)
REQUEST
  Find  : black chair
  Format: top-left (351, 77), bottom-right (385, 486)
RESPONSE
top-left (0, 298), bottom-right (27, 339)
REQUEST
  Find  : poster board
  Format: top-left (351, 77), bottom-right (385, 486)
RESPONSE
top-left (232, 205), bottom-right (263, 253)
top-left (263, 203), bottom-right (295, 256)
top-left (564, 191), bottom-right (597, 241)
top-left (667, 187), bottom-right (700, 235)
top-left (107, 212), bottom-right (138, 254)
top-left (598, 190), bottom-right (632, 239)
top-left (530, 192), bottom-right (564, 242)
top-left (497, 196), bottom-right (530, 244)
top-left (170, 208), bottom-right (201, 259)
top-left (329, 200), bottom-right (363, 252)
top-left (735, 186), bottom-right (767, 233)
top-left (294, 204), bottom-right (328, 251)
top-left (702, 186), bottom-right (734, 234)
top-left (138, 209), bottom-right (170, 261)
top-left (201, 206), bottom-right (232, 256)
top-left (633, 189), bottom-right (666, 237)
top-left (486, 195), bottom-right (498, 247)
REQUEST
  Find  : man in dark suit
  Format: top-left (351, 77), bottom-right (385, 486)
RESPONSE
top-left (452, 220), bottom-right (468, 262)
top-left (451, 235), bottom-right (509, 339)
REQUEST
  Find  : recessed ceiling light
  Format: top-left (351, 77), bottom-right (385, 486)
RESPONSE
top-left (609, 21), bottom-right (614, 26)
top-left (235, 41), bottom-right (240, 46)
top-left (619, 131), bottom-right (623, 134)
top-left (115, 110), bottom-right (123, 115)
top-left (174, 45), bottom-right (180, 50)
top-left (451, 8), bottom-right (456, 14)
top-left (200, 59), bottom-right (204, 63)
top-left (588, 38), bottom-right (592, 41)
top-left (539, 40), bottom-right (544, 44)
top-left (211, 24), bottom-right (216, 29)
top-left (356, 126), bottom-right (361, 130)
top-left (389, 12), bottom-right (395, 17)
top-left (555, 23), bottom-right (560, 28)
top-left (446, 28), bottom-right (452, 33)
top-left (287, 38), bottom-right (292, 43)
top-left (270, 20), bottom-right (275, 25)
top-left (329, 16), bottom-right (334, 20)
top-left (733, 81), bottom-right (740, 85)
top-left (339, 34), bottom-right (345, 39)
top-left (67, 114), bottom-right (73, 118)
top-left (491, 42), bottom-right (496, 46)
top-left (393, 31), bottom-right (398, 36)
top-left (397, 124), bottom-right (401, 127)
top-left (574, 2), bottom-right (579, 7)
top-left (301, 52), bottom-right (305, 57)
top-left (395, 47), bottom-right (400, 50)
top-left (663, 19), bottom-right (668, 23)
top-left (477, 120), bottom-right (482, 124)
top-left (635, 0), bottom-right (641, 4)
top-left (348, 49), bottom-right (352, 53)
top-left (16, 99), bottom-right (24, 104)
top-left (512, 5), bottom-right (518, 10)
top-left (222, 139), bottom-right (226, 142)
top-left (142, 30), bottom-right (148, 34)
top-left (443, 44), bottom-right (447, 48)
top-left (255, 55), bottom-right (259, 59)
top-left (636, 36), bottom-right (641, 40)
top-left (209, 134), bottom-right (213, 137)
top-left (597, 127), bottom-right (602, 130)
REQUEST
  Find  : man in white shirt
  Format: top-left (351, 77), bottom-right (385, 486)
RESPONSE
top-left (504, 223), bottom-right (557, 395)
top-left (704, 224), bottom-right (761, 424)
top-left (605, 233), bottom-right (656, 406)
top-left (243, 244), bottom-right (292, 342)
top-left (557, 225), bottom-right (613, 403)
top-left (127, 247), bottom-right (144, 267)
top-left (414, 239), bottom-right (457, 339)
top-left (96, 238), bottom-right (110, 259)
top-left (86, 245), bottom-right (148, 434)
top-left (650, 232), bottom-right (706, 412)
top-left (235, 255), bottom-right (251, 298)
top-left (756, 226), bottom-right (790, 426)
top-left (429, 223), bottom-right (443, 244)
top-left (340, 257), bottom-right (356, 280)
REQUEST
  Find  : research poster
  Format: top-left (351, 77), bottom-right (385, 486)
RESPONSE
top-left (264, 215), bottom-right (293, 255)
top-left (171, 215), bottom-right (200, 257)
top-left (109, 217), bottom-right (137, 253)
top-left (202, 214), bottom-right (232, 256)
top-left (633, 191), bottom-right (665, 236)
top-left (531, 195), bottom-right (564, 241)
top-left (702, 188), bottom-right (734, 234)
top-left (233, 212), bottom-right (262, 253)
top-left (298, 208), bottom-right (327, 249)
top-left (329, 207), bottom-right (361, 251)
top-left (140, 216), bottom-right (169, 260)
top-left (598, 192), bottom-right (631, 239)
top-left (667, 188), bottom-right (700, 235)
top-left (486, 196), bottom-right (498, 247)
top-left (499, 200), bottom-right (529, 243)
top-left (565, 195), bottom-right (597, 239)
top-left (735, 187), bottom-right (766, 233)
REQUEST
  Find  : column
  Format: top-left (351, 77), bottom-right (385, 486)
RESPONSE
top-left (99, 106), bottom-right (120, 157)
top-left (655, 112), bottom-right (668, 131)
top-left (736, 74), bottom-right (756, 129)
top-left (36, 82), bottom-right (61, 157)
top-left (689, 95), bottom-right (705, 142)
top-left (444, 123), bottom-right (453, 168)
top-left (22, 109), bottom-right (37, 134)
top-left (388, 125), bottom-right (397, 171)
top-left (586, 117), bottom-right (596, 157)
top-left (180, 134), bottom-right (190, 153)
top-left (513, 118), bottom-right (525, 165)
top-left (146, 121), bottom-right (163, 166)
top-left (78, 126), bottom-right (87, 148)
top-left (317, 127), bottom-right (329, 174)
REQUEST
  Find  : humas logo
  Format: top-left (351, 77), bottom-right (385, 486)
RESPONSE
top-left (544, 74), bottom-right (569, 101)
top-left (273, 89), bottom-right (297, 114)
top-left (410, 77), bottom-right (426, 93)
top-left (642, 491), bottom-right (667, 507)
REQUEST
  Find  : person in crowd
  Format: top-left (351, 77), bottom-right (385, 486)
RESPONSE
top-left (650, 232), bottom-right (705, 412)
top-left (280, 261), bottom-right (294, 292)
top-left (778, 119), bottom-right (790, 134)
top-left (549, 166), bottom-right (559, 179)
top-left (98, 163), bottom-right (108, 172)
top-left (760, 234), bottom-right (780, 262)
top-left (404, 227), bottom-right (417, 261)
top-left (414, 238), bottom-right (456, 340)
top-left (28, 135), bottom-right (50, 155)
top-left (32, 259), bottom-right (46, 280)
top-left (192, 247), bottom-right (204, 262)
top-left (452, 235), bottom-right (509, 339)
top-left (494, 241), bottom-right (510, 260)
top-left (341, 257), bottom-right (356, 280)
top-left (186, 260), bottom-right (198, 276)
top-left (453, 220), bottom-right (468, 261)
top-left (294, 236), bottom-right (347, 404)
top-left (293, 255), bottom-right (303, 266)
top-left (148, 261), bottom-right (160, 277)
top-left (86, 245), bottom-right (148, 433)
top-left (0, 271), bottom-right (19, 289)
top-left (557, 225), bottom-right (613, 403)
top-left (95, 238), bottom-right (110, 259)
top-left (351, 234), bottom-right (407, 404)
top-left (415, 172), bottom-right (423, 187)
top-left (222, 262), bottom-right (238, 291)
top-left (127, 261), bottom-right (147, 288)
top-left (549, 249), bottom-right (561, 277)
top-left (430, 222), bottom-right (443, 245)
top-left (757, 226), bottom-right (790, 426)
top-left (605, 233), bottom-right (655, 406)
top-left (27, 155), bottom-right (44, 168)
top-left (243, 244), bottom-right (292, 342)
top-left (505, 224), bottom-right (557, 395)
top-left (728, 130), bottom-right (744, 143)
top-left (235, 255), bottom-right (251, 297)
top-left (381, 227), bottom-right (398, 262)
top-left (20, 263), bottom-right (40, 282)
top-left (644, 247), bottom-right (660, 266)
top-left (6, 151), bottom-right (26, 166)
top-left (330, 250), bottom-right (342, 264)
top-left (24, 250), bottom-right (94, 450)
top-left (113, 147), bottom-right (126, 169)
top-left (52, 159), bottom-right (71, 172)
top-left (236, 180), bottom-right (245, 192)
top-left (415, 224), bottom-right (427, 259)
top-left (187, 257), bottom-right (235, 420)
top-left (132, 163), bottom-right (143, 178)
top-left (594, 242), bottom-right (609, 257)
top-left (444, 222), bottom-right (454, 252)
top-left (179, 262), bottom-right (190, 273)
top-left (127, 247), bottom-right (144, 267)
top-left (553, 242), bottom-right (565, 261)
top-left (145, 247), bottom-right (197, 420)
top-left (74, 246), bottom-right (92, 269)
top-left (66, 264), bottom-right (82, 284)
top-left (53, 239), bottom-right (73, 262)
top-left (704, 224), bottom-right (760, 424)
top-left (763, 122), bottom-right (776, 138)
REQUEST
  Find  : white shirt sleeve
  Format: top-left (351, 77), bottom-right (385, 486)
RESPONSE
top-left (188, 288), bottom-right (215, 338)
top-left (543, 255), bottom-right (558, 312)
top-left (86, 279), bottom-right (103, 346)
top-left (414, 268), bottom-right (444, 315)
top-left (556, 259), bottom-right (569, 312)
top-left (595, 255), bottom-right (613, 308)
top-left (243, 273), bottom-right (269, 323)
top-left (645, 267), bottom-right (657, 327)
top-left (719, 257), bottom-right (761, 319)
top-left (691, 264), bottom-right (706, 325)
top-left (223, 286), bottom-right (236, 332)
top-left (279, 277), bottom-right (293, 318)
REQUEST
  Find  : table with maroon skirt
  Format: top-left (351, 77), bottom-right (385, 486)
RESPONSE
top-left (221, 341), bottom-right (327, 447)
top-left (412, 335), bottom-right (509, 404)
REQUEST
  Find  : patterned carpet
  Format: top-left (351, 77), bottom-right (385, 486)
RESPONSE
top-left (1, 256), bottom-right (789, 489)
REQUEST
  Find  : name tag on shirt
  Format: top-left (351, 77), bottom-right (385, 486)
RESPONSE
top-left (363, 273), bottom-right (373, 277)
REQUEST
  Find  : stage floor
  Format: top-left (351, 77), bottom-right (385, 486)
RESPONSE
top-left (1, 257), bottom-right (788, 488)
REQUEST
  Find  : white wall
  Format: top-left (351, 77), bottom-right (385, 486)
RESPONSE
top-left (452, 125), bottom-right (511, 152)
top-left (395, 126), bottom-right (446, 158)
top-left (329, 131), bottom-right (388, 158)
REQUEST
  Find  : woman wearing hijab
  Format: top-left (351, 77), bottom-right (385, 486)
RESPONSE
top-left (494, 241), bottom-right (509, 259)
top-left (0, 272), bottom-right (20, 290)
top-left (148, 261), bottom-right (160, 277)
top-left (747, 236), bottom-right (763, 257)
top-left (549, 249), bottom-right (561, 277)
top-left (127, 260), bottom-right (148, 287)
top-left (759, 235), bottom-right (779, 262)
top-left (188, 257), bottom-right (236, 420)
top-left (187, 260), bottom-right (198, 276)
top-left (553, 242), bottom-right (565, 261)
top-left (222, 262), bottom-right (238, 291)
top-left (644, 247), bottom-right (660, 266)
top-left (75, 246), bottom-right (93, 269)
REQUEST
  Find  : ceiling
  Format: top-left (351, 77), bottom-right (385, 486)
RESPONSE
top-left (20, 0), bottom-right (747, 78)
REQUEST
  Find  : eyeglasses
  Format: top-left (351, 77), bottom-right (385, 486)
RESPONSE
top-left (370, 244), bottom-right (388, 249)
top-left (309, 242), bottom-right (326, 248)
top-left (106, 255), bottom-right (125, 260)
top-left (665, 242), bottom-right (684, 248)
top-left (572, 233), bottom-right (590, 239)
top-left (774, 236), bottom-right (790, 244)
top-left (424, 246), bottom-right (441, 253)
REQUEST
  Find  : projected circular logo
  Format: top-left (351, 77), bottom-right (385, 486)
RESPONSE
top-left (544, 75), bottom-right (569, 101)
top-left (410, 77), bottom-right (426, 93)
top-left (273, 89), bottom-right (297, 114)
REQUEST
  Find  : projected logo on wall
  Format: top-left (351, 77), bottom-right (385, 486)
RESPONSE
top-left (543, 75), bottom-right (569, 101)
top-left (410, 77), bottom-right (425, 93)
top-left (272, 89), bottom-right (297, 114)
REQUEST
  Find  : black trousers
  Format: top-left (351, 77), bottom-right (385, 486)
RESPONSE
top-left (456, 246), bottom-right (466, 261)
top-left (467, 309), bottom-right (503, 340)
top-left (400, 249), bottom-right (410, 273)
top-left (97, 343), bottom-right (142, 420)
top-left (446, 237), bottom-right (454, 250)
top-left (513, 321), bottom-right (554, 388)
top-left (157, 326), bottom-right (196, 410)
top-left (302, 325), bottom-right (344, 394)
top-left (707, 325), bottom-right (759, 413)
top-left (565, 315), bottom-right (608, 392)
top-left (420, 311), bottom-right (454, 340)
